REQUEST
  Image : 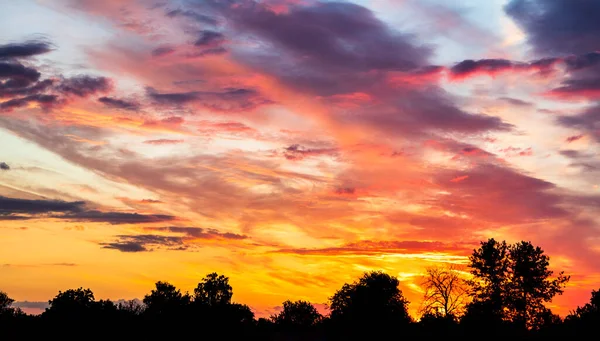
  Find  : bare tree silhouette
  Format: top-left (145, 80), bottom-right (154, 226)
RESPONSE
top-left (419, 264), bottom-right (469, 318)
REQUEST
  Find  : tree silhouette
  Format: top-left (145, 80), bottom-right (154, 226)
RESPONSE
top-left (142, 281), bottom-right (190, 316)
top-left (271, 300), bottom-right (322, 328)
top-left (44, 287), bottom-right (96, 318)
top-left (465, 239), bottom-right (569, 330)
top-left (467, 238), bottom-right (510, 320)
top-left (419, 264), bottom-right (469, 318)
top-left (565, 288), bottom-right (600, 333)
top-left (0, 238), bottom-right (586, 340)
top-left (0, 291), bottom-right (14, 312)
top-left (193, 272), bottom-right (233, 306)
top-left (117, 298), bottom-right (145, 315)
top-left (507, 241), bottom-right (569, 329)
top-left (329, 271), bottom-right (411, 338)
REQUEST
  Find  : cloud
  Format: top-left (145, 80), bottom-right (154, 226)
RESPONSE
top-left (165, 8), bottom-right (218, 25)
top-left (143, 139), bottom-right (184, 145)
top-left (448, 57), bottom-right (558, 80)
top-left (275, 240), bottom-right (473, 256)
top-left (0, 196), bottom-right (176, 224)
top-left (98, 96), bottom-right (139, 110)
top-left (434, 163), bottom-right (568, 224)
top-left (557, 105), bottom-right (600, 142)
top-left (198, 121), bottom-right (256, 134)
top-left (566, 134), bottom-right (585, 143)
top-left (546, 78), bottom-right (600, 100)
top-left (146, 87), bottom-right (271, 112)
top-left (151, 46), bottom-right (175, 57)
top-left (505, 0), bottom-right (600, 55)
top-left (62, 210), bottom-right (176, 225)
top-left (56, 75), bottom-right (112, 97)
top-left (283, 144), bottom-right (338, 161)
top-left (0, 62), bottom-right (42, 87)
top-left (139, 199), bottom-right (162, 204)
top-left (101, 226), bottom-right (247, 252)
top-left (0, 162), bottom-right (9, 170)
top-left (0, 40), bottom-right (53, 59)
top-left (0, 94), bottom-right (59, 112)
top-left (498, 97), bottom-right (533, 107)
top-left (0, 196), bottom-right (85, 217)
top-left (194, 30), bottom-right (225, 47)
top-left (146, 226), bottom-right (248, 240)
top-left (563, 52), bottom-right (600, 71)
top-left (101, 234), bottom-right (189, 252)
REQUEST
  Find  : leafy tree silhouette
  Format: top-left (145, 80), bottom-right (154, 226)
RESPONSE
top-left (142, 281), bottom-right (191, 316)
top-left (329, 271), bottom-right (412, 339)
top-left (508, 241), bottom-right (569, 329)
top-left (564, 288), bottom-right (600, 335)
top-left (466, 238), bottom-right (510, 322)
top-left (0, 291), bottom-right (15, 313)
top-left (464, 239), bottom-right (569, 333)
top-left (193, 272), bottom-right (233, 306)
top-left (271, 300), bottom-right (322, 328)
top-left (44, 287), bottom-right (96, 318)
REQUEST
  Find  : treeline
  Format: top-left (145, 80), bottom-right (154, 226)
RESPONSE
top-left (1, 239), bottom-right (599, 340)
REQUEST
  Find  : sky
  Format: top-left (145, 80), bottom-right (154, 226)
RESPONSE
top-left (1, 0), bottom-right (599, 318)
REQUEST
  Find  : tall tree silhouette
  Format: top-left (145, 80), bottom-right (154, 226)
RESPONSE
top-left (420, 264), bottom-right (469, 318)
top-left (193, 272), bottom-right (233, 306)
top-left (465, 239), bottom-right (569, 330)
top-left (467, 238), bottom-right (510, 321)
top-left (508, 241), bottom-right (569, 329)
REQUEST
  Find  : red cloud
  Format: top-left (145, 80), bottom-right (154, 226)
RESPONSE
top-left (566, 134), bottom-right (584, 143)
top-left (450, 175), bottom-right (469, 183)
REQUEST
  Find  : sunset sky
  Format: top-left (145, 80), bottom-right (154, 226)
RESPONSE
top-left (1, 0), bottom-right (600, 317)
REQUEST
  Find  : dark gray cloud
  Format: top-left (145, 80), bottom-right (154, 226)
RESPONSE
top-left (0, 94), bottom-right (59, 112)
top-left (564, 52), bottom-right (600, 71)
top-left (0, 62), bottom-right (41, 87)
top-left (283, 144), bottom-right (338, 161)
top-left (216, 1), bottom-right (429, 72)
top-left (194, 30), bottom-right (224, 47)
top-left (151, 46), bottom-right (175, 57)
top-left (102, 226), bottom-right (247, 252)
top-left (101, 234), bottom-right (185, 252)
top-left (449, 57), bottom-right (558, 79)
top-left (165, 8), bottom-right (218, 25)
top-left (547, 78), bottom-right (600, 99)
top-left (0, 79), bottom-right (54, 99)
top-left (498, 97), bottom-right (533, 107)
top-left (146, 226), bottom-right (247, 240)
top-left (146, 87), bottom-right (271, 112)
top-left (0, 40), bottom-right (53, 59)
top-left (98, 96), bottom-right (139, 111)
top-left (62, 210), bottom-right (176, 225)
top-left (505, 0), bottom-right (600, 55)
top-left (56, 75), bottom-right (112, 97)
top-left (0, 196), bottom-right (176, 224)
top-left (557, 105), bottom-right (600, 142)
top-left (0, 162), bottom-right (9, 170)
top-left (0, 196), bottom-right (85, 216)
